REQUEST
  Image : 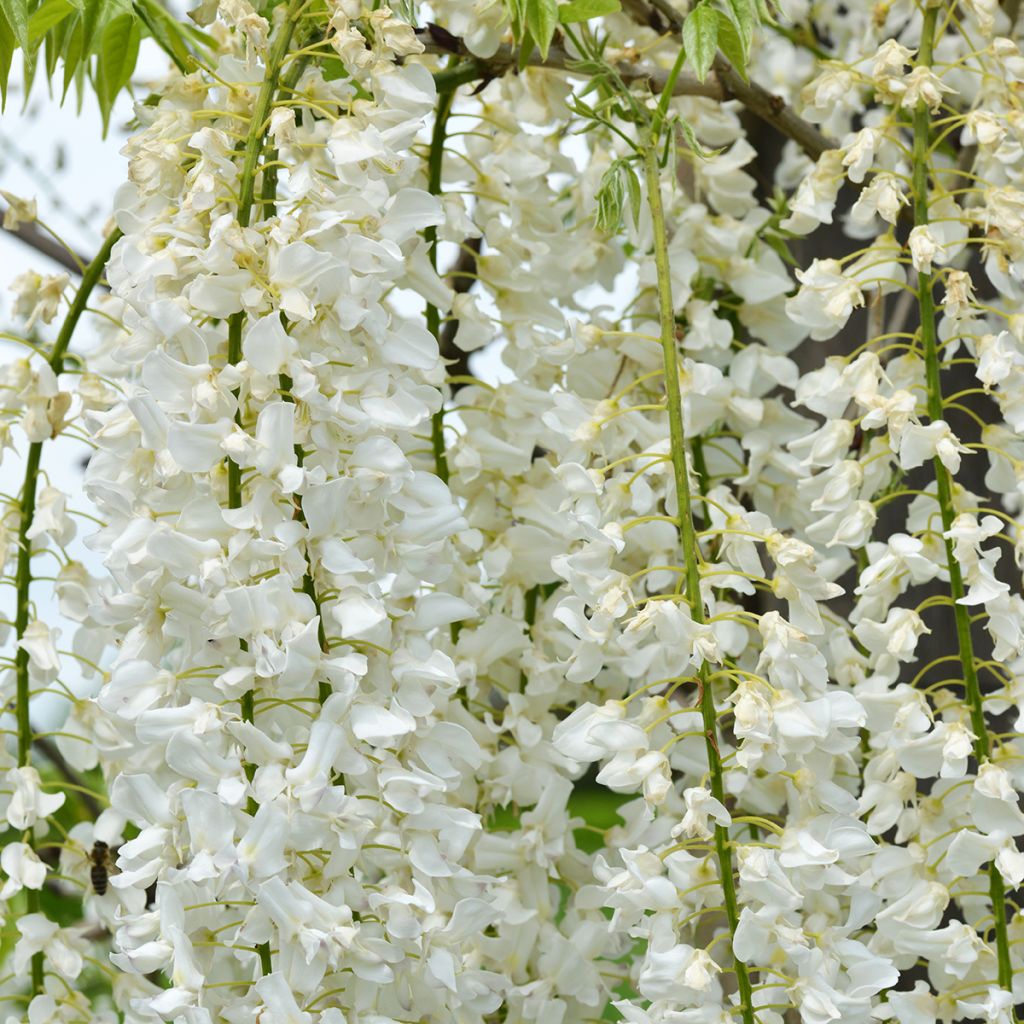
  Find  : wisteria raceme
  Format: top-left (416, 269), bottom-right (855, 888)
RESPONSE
top-left (1, 0), bottom-right (1023, 1023)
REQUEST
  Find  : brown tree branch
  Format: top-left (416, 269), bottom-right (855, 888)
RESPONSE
top-left (638, 0), bottom-right (835, 159)
top-left (421, 27), bottom-right (725, 102)
top-left (2, 206), bottom-right (88, 276)
top-left (423, 24), bottom-right (833, 161)
top-left (710, 55), bottom-right (834, 161)
top-left (422, 20), bottom-right (833, 161)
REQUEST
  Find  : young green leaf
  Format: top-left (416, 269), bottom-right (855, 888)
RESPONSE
top-left (715, 10), bottom-right (746, 80)
top-left (596, 161), bottom-right (625, 234)
top-left (0, 4), bottom-right (14, 103)
top-left (558, 0), bottom-right (620, 23)
top-left (517, 24), bottom-right (534, 70)
top-left (44, 7), bottom-right (68, 77)
top-left (133, 0), bottom-right (192, 73)
top-left (28, 0), bottom-right (77, 43)
top-left (682, 1), bottom-right (717, 83)
top-left (80, 0), bottom-right (101, 53)
top-left (506, 0), bottom-right (526, 36)
top-left (674, 114), bottom-right (723, 159)
top-left (94, 10), bottom-right (139, 133)
top-left (525, 0), bottom-right (558, 60)
top-left (0, 0), bottom-right (28, 49)
top-left (623, 160), bottom-right (641, 228)
top-left (61, 16), bottom-right (83, 100)
top-left (596, 159), bottom-right (642, 233)
top-left (726, 0), bottom-right (754, 54)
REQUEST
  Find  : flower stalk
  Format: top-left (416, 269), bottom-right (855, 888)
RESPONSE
top-left (642, 140), bottom-right (754, 1024)
top-left (14, 225), bottom-right (120, 996)
top-left (226, 0), bottom-right (304, 522)
top-left (427, 84), bottom-right (456, 488)
top-left (222, 0), bottom-right (304, 980)
top-left (910, 2), bottom-right (1013, 998)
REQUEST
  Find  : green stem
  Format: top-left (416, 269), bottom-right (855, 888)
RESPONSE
top-left (427, 85), bottom-right (456, 488)
top-left (642, 142), bottom-right (754, 1024)
top-left (911, 3), bottom-right (1013, 1001)
top-left (426, 83), bottom-right (464, 647)
top-left (263, 63), bottom-right (328, 705)
top-left (14, 226), bottom-right (121, 997)
top-left (226, 0), bottom-right (304, 513)
top-left (221, 0), bottom-right (304, 977)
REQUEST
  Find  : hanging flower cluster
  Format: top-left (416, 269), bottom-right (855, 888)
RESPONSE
top-left (2, 0), bottom-right (1024, 1022)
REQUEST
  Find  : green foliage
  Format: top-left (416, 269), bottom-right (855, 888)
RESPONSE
top-left (682, 1), bottom-right (717, 82)
top-left (558, 0), bottom-right (621, 24)
top-left (0, 0), bottom-right (211, 132)
top-left (500, 0), bottom-right (768, 88)
top-left (484, 783), bottom-right (629, 856)
top-left (525, 0), bottom-right (558, 60)
top-left (714, 8), bottom-right (745, 78)
top-left (674, 114), bottom-right (722, 159)
top-left (94, 10), bottom-right (137, 124)
top-left (596, 157), bottom-right (641, 234)
top-left (1, 0), bottom-right (29, 49)
top-left (679, 0), bottom-right (763, 83)
top-left (726, 0), bottom-right (754, 53)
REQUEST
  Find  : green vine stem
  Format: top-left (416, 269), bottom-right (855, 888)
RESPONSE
top-left (426, 84), bottom-right (455, 487)
top-left (226, 0), bottom-right (303, 521)
top-left (910, 2), bottom-right (1013, 1000)
top-left (642, 141), bottom-right (755, 1024)
top-left (256, 46), bottom-right (330, 707)
top-left (426, 82), bottom-right (465, 647)
top-left (221, 0), bottom-right (304, 979)
top-left (14, 226), bottom-right (121, 997)
top-left (224, 0), bottom-right (301, 723)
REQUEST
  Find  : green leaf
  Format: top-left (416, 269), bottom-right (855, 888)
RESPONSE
top-left (622, 160), bottom-right (641, 228)
top-left (682, 1), bottom-right (717, 83)
top-left (517, 24), bottom-right (534, 70)
top-left (596, 159), bottom-right (641, 234)
top-left (94, 10), bottom-right (138, 132)
top-left (715, 9), bottom-right (746, 80)
top-left (0, 4), bottom-right (13, 104)
top-left (726, 0), bottom-right (754, 54)
top-left (525, 0), bottom-right (558, 60)
top-left (133, 0), bottom-right (192, 72)
top-left (61, 17), bottom-right (83, 99)
top-left (595, 161), bottom-right (625, 234)
top-left (44, 11), bottom-right (62, 77)
top-left (762, 230), bottom-right (797, 267)
top-left (558, 0), bottom-right (620, 23)
top-left (0, 0), bottom-right (27, 49)
top-left (28, 0), bottom-right (77, 43)
top-left (21, 37), bottom-right (38, 99)
top-left (320, 50), bottom-right (346, 81)
top-left (506, 0), bottom-right (526, 36)
top-left (674, 114), bottom-right (722, 159)
top-left (79, 0), bottom-right (101, 53)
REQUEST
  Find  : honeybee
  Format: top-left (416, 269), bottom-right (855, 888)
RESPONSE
top-left (90, 840), bottom-right (113, 896)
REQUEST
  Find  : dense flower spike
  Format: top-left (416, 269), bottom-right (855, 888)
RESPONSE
top-left (1, 0), bottom-right (1023, 1022)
